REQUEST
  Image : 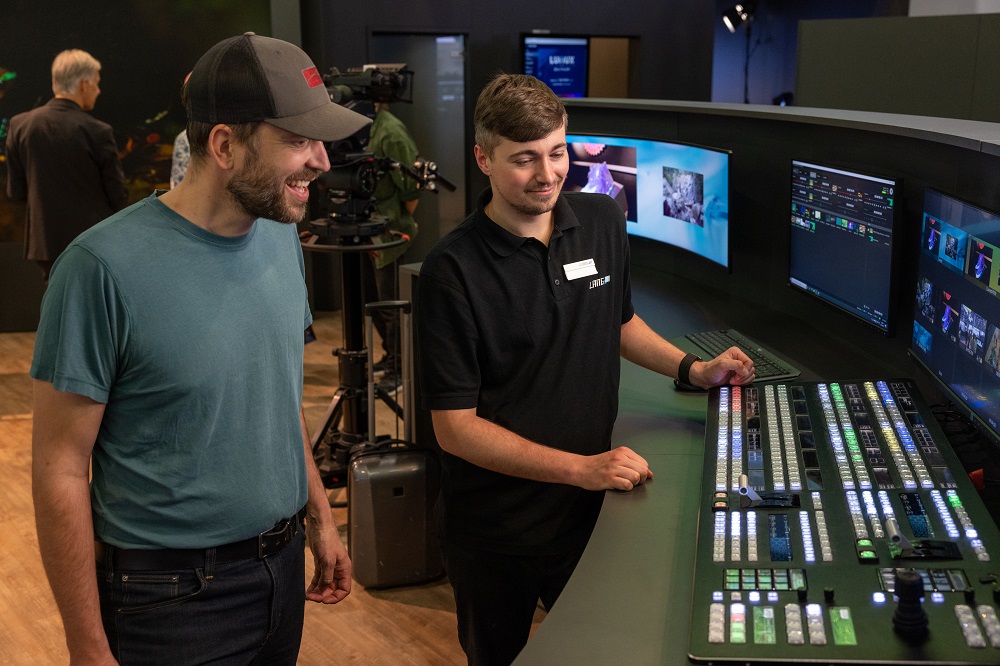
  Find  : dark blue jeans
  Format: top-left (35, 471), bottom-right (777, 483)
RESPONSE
top-left (97, 531), bottom-right (306, 665)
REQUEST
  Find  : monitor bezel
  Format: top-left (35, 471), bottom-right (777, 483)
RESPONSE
top-left (564, 131), bottom-right (733, 270)
top-left (520, 33), bottom-right (591, 98)
top-left (909, 186), bottom-right (1000, 450)
top-left (786, 157), bottom-right (901, 336)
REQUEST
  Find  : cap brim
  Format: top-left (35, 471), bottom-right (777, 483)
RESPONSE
top-left (267, 101), bottom-right (371, 142)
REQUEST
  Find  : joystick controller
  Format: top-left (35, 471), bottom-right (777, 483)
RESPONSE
top-left (892, 568), bottom-right (929, 643)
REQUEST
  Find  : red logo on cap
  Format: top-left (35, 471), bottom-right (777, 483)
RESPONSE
top-left (302, 67), bottom-right (323, 88)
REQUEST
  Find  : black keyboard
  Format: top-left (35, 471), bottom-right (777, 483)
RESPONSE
top-left (685, 328), bottom-right (801, 382)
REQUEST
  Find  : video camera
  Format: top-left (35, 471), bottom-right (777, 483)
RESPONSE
top-left (305, 64), bottom-right (452, 243)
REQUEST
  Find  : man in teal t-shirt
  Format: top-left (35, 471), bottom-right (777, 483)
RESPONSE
top-left (30, 34), bottom-right (371, 665)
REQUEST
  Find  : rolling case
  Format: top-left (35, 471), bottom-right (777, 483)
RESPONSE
top-left (348, 446), bottom-right (443, 588)
top-left (347, 301), bottom-right (444, 588)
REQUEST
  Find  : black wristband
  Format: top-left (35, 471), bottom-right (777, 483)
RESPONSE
top-left (678, 353), bottom-right (702, 387)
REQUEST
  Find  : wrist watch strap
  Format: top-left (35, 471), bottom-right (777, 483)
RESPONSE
top-left (678, 352), bottom-right (702, 387)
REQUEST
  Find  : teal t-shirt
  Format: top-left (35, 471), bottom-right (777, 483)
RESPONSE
top-left (31, 193), bottom-right (312, 549)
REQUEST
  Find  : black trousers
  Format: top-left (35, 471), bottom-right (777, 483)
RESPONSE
top-left (441, 540), bottom-right (586, 666)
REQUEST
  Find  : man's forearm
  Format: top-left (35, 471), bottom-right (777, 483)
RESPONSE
top-left (432, 409), bottom-right (652, 492)
top-left (32, 471), bottom-right (111, 659)
top-left (619, 314), bottom-right (686, 377)
top-left (300, 412), bottom-right (334, 530)
top-left (432, 409), bottom-right (585, 486)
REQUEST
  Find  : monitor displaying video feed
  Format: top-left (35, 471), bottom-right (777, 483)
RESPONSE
top-left (911, 188), bottom-right (1000, 445)
top-left (563, 133), bottom-right (730, 267)
top-left (522, 35), bottom-right (589, 98)
top-left (788, 160), bottom-right (898, 333)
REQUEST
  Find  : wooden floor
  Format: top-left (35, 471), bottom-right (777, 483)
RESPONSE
top-left (0, 310), bottom-right (544, 665)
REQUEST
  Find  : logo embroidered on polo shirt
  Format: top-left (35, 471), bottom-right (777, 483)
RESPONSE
top-left (589, 275), bottom-right (611, 290)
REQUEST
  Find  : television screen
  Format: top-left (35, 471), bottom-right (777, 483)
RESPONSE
top-left (788, 160), bottom-right (898, 333)
top-left (563, 133), bottom-right (730, 267)
top-left (522, 35), bottom-right (589, 98)
top-left (911, 188), bottom-right (1000, 445)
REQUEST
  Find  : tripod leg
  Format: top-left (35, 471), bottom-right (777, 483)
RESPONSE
top-left (374, 387), bottom-right (405, 420)
top-left (311, 387), bottom-right (346, 453)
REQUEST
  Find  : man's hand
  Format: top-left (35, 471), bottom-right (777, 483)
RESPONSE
top-left (694, 347), bottom-right (755, 388)
top-left (305, 523), bottom-right (352, 604)
top-left (574, 446), bottom-right (653, 491)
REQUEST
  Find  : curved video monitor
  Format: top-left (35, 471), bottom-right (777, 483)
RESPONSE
top-left (522, 35), bottom-right (589, 98)
top-left (563, 133), bottom-right (730, 268)
top-left (911, 188), bottom-right (1000, 446)
top-left (788, 159), bottom-right (898, 333)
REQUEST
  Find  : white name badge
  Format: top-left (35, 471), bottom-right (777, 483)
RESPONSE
top-left (563, 258), bottom-right (598, 281)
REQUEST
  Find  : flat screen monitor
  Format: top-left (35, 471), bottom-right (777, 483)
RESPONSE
top-left (788, 159), bottom-right (898, 333)
top-left (522, 35), bottom-right (589, 98)
top-left (563, 133), bottom-right (730, 268)
top-left (911, 188), bottom-right (1000, 446)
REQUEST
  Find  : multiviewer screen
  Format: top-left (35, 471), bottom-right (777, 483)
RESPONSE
top-left (788, 159), bottom-right (897, 332)
top-left (563, 134), bottom-right (730, 268)
top-left (522, 36), bottom-right (588, 98)
top-left (911, 188), bottom-right (1000, 442)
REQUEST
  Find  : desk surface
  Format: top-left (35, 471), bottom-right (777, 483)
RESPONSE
top-left (514, 358), bottom-right (709, 665)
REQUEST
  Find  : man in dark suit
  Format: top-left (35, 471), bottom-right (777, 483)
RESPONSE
top-left (5, 49), bottom-right (127, 284)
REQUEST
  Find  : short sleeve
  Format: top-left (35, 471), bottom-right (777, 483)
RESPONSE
top-left (415, 267), bottom-right (481, 411)
top-left (30, 246), bottom-right (130, 403)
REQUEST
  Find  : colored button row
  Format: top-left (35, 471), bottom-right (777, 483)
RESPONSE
top-left (764, 386), bottom-right (786, 492)
top-left (930, 489), bottom-right (961, 539)
top-left (865, 382), bottom-right (918, 490)
top-left (954, 604), bottom-right (1000, 649)
top-left (817, 384), bottom-right (855, 491)
top-left (723, 568), bottom-right (806, 591)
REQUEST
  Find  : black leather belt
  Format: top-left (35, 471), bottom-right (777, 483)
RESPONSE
top-left (96, 507), bottom-right (307, 570)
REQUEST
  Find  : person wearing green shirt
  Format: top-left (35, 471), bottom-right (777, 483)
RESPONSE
top-left (365, 103), bottom-right (421, 392)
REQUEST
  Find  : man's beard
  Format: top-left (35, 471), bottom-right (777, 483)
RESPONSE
top-left (226, 148), bottom-right (318, 225)
top-left (506, 178), bottom-right (564, 217)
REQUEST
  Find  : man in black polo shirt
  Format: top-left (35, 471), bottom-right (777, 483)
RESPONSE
top-left (416, 74), bottom-right (755, 666)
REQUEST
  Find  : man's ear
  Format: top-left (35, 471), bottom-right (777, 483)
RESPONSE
top-left (207, 125), bottom-right (237, 171)
top-left (473, 144), bottom-right (491, 177)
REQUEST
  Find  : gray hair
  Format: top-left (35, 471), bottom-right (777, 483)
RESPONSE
top-left (51, 49), bottom-right (101, 96)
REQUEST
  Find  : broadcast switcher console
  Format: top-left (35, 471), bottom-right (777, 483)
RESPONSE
top-left (688, 379), bottom-right (1000, 664)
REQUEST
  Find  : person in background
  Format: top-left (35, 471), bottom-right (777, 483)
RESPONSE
top-left (170, 72), bottom-right (192, 188)
top-left (170, 129), bottom-right (190, 188)
top-left (5, 49), bottom-right (127, 284)
top-left (31, 33), bottom-right (371, 665)
top-left (364, 100), bottom-right (421, 393)
top-left (417, 73), bottom-right (755, 666)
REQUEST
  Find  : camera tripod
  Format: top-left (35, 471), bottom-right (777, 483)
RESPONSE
top-left (300, 148), bottom-right (452, 491)
top-left (301, 220), bottom-right (411, 490)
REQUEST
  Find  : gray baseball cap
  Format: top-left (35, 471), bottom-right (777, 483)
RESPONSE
top-left (185, 32), bottom-right (370, 142)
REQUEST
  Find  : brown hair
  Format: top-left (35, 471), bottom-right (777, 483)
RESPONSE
top-left (474, 74), bottom-right (567, 157)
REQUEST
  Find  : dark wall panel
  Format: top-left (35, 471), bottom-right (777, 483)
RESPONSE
top-left (796, 15), bottom-right (1000, 121)
top-left (301, 0), bottom-right (715, 101)
top-left (972, 14), bottom-right (1000, 123)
